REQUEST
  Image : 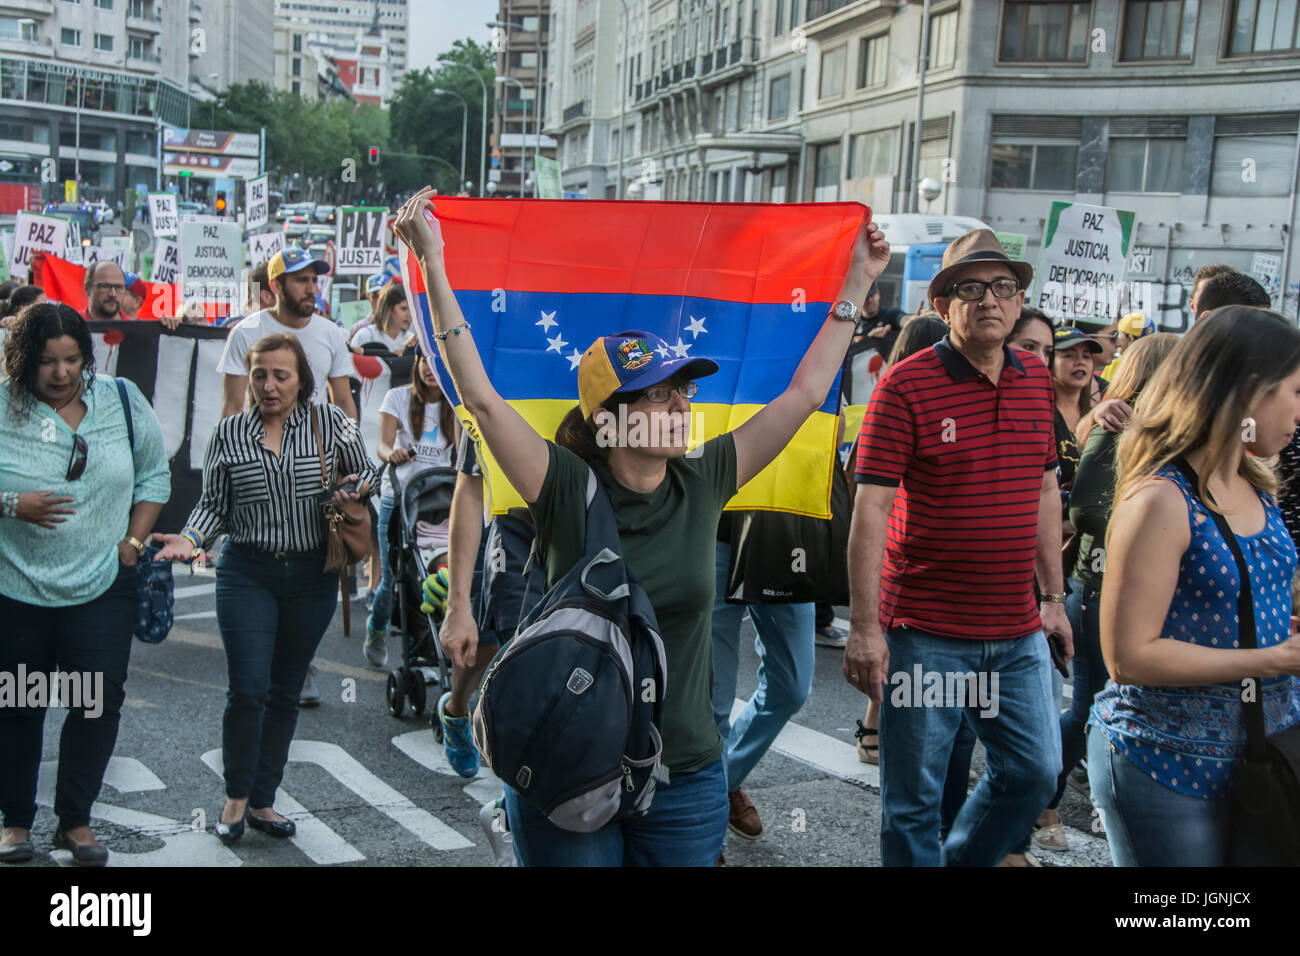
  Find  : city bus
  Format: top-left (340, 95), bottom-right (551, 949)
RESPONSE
top-left (870, 214), bottom-right (994, 313)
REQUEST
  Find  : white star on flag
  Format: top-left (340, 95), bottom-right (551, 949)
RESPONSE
top-left (686, 315), bottom-right (708, 338)
top-left (547, 332), bottom-right (569, 354)
top-left (536, 310), bottom-right (558, 332)
top-left (567, 348), bottom-right (583, 370)
top-left (671, 337), bottom-right (691, 358)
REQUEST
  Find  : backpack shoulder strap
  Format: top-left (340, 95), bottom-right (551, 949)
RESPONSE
top-left (114, 377), bottom-right (134, 450)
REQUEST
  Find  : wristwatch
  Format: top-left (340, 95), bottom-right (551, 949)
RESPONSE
top-left (1041, 592), bottom-right (1067, 604)
top-left (829, 299), bottom-right (861, 322)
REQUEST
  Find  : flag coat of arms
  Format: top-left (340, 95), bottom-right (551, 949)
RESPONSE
top-left (401, 198), bottom-right (868, 517)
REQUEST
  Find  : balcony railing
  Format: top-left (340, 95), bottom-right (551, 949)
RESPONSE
top-left (562, 99), bottom-right (588, 122)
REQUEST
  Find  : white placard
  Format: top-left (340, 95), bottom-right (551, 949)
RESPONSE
top-left (180, 220), bottom-right (243, 305)
top-left (246, 231), bottom-right (285, 269)
top-left (335, 206), bottom-right (387, 276)
top-left (148, 192), bottom-right (180, 238)
top-left (244, 174), bottom-right (269, 232)
top-left (9, 211), bottom-right (70, 278)
top-left (151, 238), bottom-right (181, 285)
top-left (1033, 201), bottom-right (1138, 321)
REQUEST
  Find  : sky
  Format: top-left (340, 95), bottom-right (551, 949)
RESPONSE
top-left (407, 0), bottom-right (499, 71)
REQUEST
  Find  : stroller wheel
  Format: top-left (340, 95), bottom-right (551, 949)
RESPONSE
top-left (432, 717), bottom-right (444, 744)
top-left (408, 671), bottom-right (427, 717)
top-left (386, 669), bottom-right (406, 718)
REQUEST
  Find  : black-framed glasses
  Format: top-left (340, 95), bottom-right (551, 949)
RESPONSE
top-left (642, 382), bottom-right (698, 404)
top-left (946, 278), bottom-right (1020, 301)
top-left (66, 434), bottom-right (88, 481)
top-left (91, 282), bottom-right (126, 293)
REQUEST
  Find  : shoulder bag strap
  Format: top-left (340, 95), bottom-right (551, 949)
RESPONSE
top-left (114, 377), bottom-right (134, 450)
top-left (1172, 458), bottom-right (1270, 761)
top-left (311, 405), bottom-right (330, 492)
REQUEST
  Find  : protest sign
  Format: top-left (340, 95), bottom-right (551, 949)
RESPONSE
top-left (179, 220), bottom-right (243, 305)
top-left (245, 174), bottom-right (270, 232)
top-left (993, 231), bottom-right (1028, 260)
top-left (1033, 201), bottom-right (1137, 321)
top-left (151, 239), bottom-right (180, 285)
top-left (335, 206), bottom-right (387, 275)
top-left (9, 211), bottom-right (70, 279)
top-left (149, 192), bottom-right (179, 238)
top-left (535, 157), bottom-right (562, 199)
top-left (247, 230), bottom-right (285, 269)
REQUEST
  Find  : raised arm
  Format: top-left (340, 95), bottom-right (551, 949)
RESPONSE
top-left (732, 220), bottom-right (889, 488)
top-left (393, 189), bottom-right (550, 504)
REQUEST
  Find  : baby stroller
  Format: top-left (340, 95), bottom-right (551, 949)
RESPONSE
top-left (383, 464), bottom-right (459, 738)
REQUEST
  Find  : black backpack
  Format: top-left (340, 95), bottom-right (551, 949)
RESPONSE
top-left (471, 468), bottom-right (668, 832)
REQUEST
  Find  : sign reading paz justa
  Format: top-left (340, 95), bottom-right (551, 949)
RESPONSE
top-left (151, 238), bottom-right (180, 285)
top-left (180, 220), bottom-right (243, 305)
top-left (1034, 201), bottom-right (1137, 321)
top-left (244, 174), bottom-right (269, 232)
top-left (335, 206), bottom-right (387, 276)
top-left (9, 211), bottom-right (69, 278)
top-left (149, 192), bottom-right (180, 238)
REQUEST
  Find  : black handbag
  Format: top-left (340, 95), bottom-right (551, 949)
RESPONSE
top-left (724, 458), bottom-right (851, 605)
top-left (1174, 458), bottom-right (1300, 865)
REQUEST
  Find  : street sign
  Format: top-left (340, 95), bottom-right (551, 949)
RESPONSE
top-left (9, 211), bottom-right (69, 278)
top-left (1032, 201), bottom-right (1137, 321)
top-left (132, 222), bottom-right (156, 256)
top-left (335, 206), bottom-right (387, 276)
top-left (148, 192), bottom-right (179, 238)
top-left (64, 180), bottom-right (78, 203)
top-left (244, 174), bottom-right (269, 232)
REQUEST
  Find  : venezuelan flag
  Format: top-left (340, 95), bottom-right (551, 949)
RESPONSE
top-left (401, 198), bottom-right (867, 518)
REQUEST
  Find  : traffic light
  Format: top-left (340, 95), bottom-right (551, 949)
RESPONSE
top-left (368, 147), bottom-right (379, 166)
top-left (215, 190), bottom-right (227, 214)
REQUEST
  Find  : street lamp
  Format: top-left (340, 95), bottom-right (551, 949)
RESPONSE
top-left (495, 75), bottom-right (531, 196)
top-left (433, 87), bottom-right (468, 191)
top-left (444, 63), bottom-right (489, 198)
top-left (208, 72), bottom-right (219, 129)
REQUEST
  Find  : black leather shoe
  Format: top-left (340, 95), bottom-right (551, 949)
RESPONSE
top-left (245, 810), bottom-right (296, 838)
top-left (52, 830), bottom-right (108, 867)
top-left (0, 841), bottom-right (35, 864)
top-left (213, 811), bottom-right (245, 845)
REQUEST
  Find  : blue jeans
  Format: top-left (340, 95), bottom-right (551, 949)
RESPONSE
top-left (879, 626), bottom-right (1060, 866)
top-left (503, 758), bottom-right (728, 866)
top-left (1051, 581), bottom-right (1108, 808)
top-left (367, 494), bottom-right (396, 634)
top-left (0, 561), bottom-right (136, 831)
top-left (216, 544), bottom-right (338, 808)
top-left (940, 715), bottom-right (978, 840)
top-left (1087, 728), bottom-right (1230, 866)
top-left (710, 542), bottom-right (815, 790)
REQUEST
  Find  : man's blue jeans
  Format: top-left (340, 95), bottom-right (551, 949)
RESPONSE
top-left (367, 494), bottom-right (396, 634)
top-left (879, 626), bottom-right (1060, 866)
top-left (709, 543), bottom-right (815, 791)
top-left (1087, 728), bottom-right (1230, 866)
top-left (215, 544), bottom-right (338, 808)
top-left (503, 758), bottom-right (728, 866)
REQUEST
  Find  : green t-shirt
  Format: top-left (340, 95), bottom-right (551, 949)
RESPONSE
top-left (529, 434), bottom-right (738, 773)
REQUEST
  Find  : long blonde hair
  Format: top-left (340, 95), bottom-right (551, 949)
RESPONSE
top-left (1103, 332), bottom-right (1178, 407)
top-left (1114, 308), bottom-right (1300, 512)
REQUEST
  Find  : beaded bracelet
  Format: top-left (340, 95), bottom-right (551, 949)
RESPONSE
top-left (181, 530), bottom-right (201, 551)
top-left (433, 321), bottom-right (471, 341)
top-left (1, 491), bottom-right (17, 519)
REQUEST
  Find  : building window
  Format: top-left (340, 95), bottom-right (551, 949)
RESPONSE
top-left (791, 0), bottom-right (802, 28)
top-left (929, 8), bottom-right (959, 67)
top-left (770, 164), bottom-right (788, 202)
top-left (858, 33), bottom-right (888, 88)
top-left (1228, 0), bottom-right (1300, 54)
top-left (95, 0), bottom-right (112, 7)
top-left (813, 141), bottom-right (841, 200)
top-left (61, 28), bottom-right (82, 47)
top-left (1106, 137), bottom-right (1184, 192)
top-left (1121, 0), bottom-right (1198, 59)
top-left (819, 45), bottom-right (846, 98)
top-left (990, 142), bottom-right (1079, 190)
top-left (292, 58), bottom-right (301, 77)
top-left (95, 33), bottom-right (113, 52)
top-left (1000, 2), bottom-right (1091, 60)
top-left (774, 0), bottom-right (785, 36)
top-left (129, 36), bottom-right (146, 59)
top-left (848, 128), bottom-right (897, 179)
top-left (293, 34), bottom-right (303, 53)
top-left (1211, 133), bottom-right (1296, 196)
top-left (768, 74), bottom-right (790, 120)
top-left (0, 17), bottom-right (40, 41)
top-left (292, 80), bottom-right (301, 96)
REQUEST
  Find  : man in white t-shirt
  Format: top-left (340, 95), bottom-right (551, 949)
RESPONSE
top-left (217, 248), bottom-right (358, 420)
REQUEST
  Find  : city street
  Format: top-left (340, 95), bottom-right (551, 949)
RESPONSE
top-left (23, 559), bottom-right (1110, 868)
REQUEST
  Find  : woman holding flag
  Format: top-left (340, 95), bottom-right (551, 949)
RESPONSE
top-left (394, 188), bottom-right (888, 866)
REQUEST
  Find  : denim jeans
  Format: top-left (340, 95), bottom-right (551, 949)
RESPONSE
top-left (215, 543), bottom-right (338, 808)
top-left (1087, 728), bottom-right (1230, 866)
top-left (710, 542), bottom-right (815, 791)
top-left (940, 714), bottom-right (978, 840)
top-left (367, 494), bottom-right (396, 634)
top-left (503, 757), bottom-right (728, 866)
top-left (0, 561), bottom-right (136, 831)
top-left (879, 626), bottom-right (1060, 866)
top-left (1051, 581), bottom-right (1109, 808)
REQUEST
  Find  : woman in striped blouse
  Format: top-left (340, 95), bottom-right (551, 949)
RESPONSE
top-left (155, 333), bottom-right (377, 845)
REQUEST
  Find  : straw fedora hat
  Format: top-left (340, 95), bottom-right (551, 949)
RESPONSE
top-left (928, 229), bottom-right (1034, 304)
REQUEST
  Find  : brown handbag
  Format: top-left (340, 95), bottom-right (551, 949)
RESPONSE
top-left (311, 405), bottom-right (371, 573)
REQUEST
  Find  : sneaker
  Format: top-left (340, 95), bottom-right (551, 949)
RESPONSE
top-left (727, 788), bottom-right (762, 840)
top-left (814, 624), bottom-right (847, 649)
top-left (438, 692), bottom-right (480, 778)
top-left (363, 625), bottom-right (388, 668)
top-left (1031, 821), bottom-right (1069, 852)
top-left (298, 666), bottom-right (320, 707)
top-left (478, 798), bottom-right (516, 867)
top-left (1066, 764), bottom-right (1090, 799)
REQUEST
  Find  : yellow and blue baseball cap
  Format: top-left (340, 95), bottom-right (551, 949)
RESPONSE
top-left (1117, 311), bottom-right (1157, 338)
top-left (577, 329), bottom-right (719, 420)
top-left (267, 247), bottom-right (331, 283)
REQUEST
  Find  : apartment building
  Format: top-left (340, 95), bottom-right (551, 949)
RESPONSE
top-left (492, 0), bottom-right (559, 197)
top-left (189, 0), bottom-right (273, 91)
top-left (274, 0), bottom-right (409, 95)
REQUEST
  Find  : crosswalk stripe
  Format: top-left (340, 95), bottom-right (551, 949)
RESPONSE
top-left (174, 583), bottom-right (216, 600)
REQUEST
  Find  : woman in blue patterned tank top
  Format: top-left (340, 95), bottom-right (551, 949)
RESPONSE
top-left (1088, 307), bottom-right (1300, 866)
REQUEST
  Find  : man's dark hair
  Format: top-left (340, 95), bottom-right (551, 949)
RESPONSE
top-left (0, 280), bottom-right (18, 302)
top-left (1197, 272), bottom-right (1270, 313)
top-left (250, 262), bottom-right (269, 287)
top-left (0, 284), bottom-right (44, 319)
top-left (1193, 263), bottom-right (1237, 287)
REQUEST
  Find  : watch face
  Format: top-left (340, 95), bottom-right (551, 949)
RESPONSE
top-left (834, 301), bottom-right (856, 319)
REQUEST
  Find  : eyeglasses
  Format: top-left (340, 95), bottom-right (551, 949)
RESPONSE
top-left (66, 433), bottom-right (88, 481)
top-left (945, 278), bottom-right (1020, 301)
top-left (92, 282), bottom-right (126, 293)
top-left (640, 382), bottom-right (698, 404)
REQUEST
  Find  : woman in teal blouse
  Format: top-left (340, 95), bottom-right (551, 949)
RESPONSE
top-left (0, 303), bottom-right (171, 867)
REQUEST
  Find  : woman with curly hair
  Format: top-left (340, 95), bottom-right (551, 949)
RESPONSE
top-left (0, 303), bottom-right (170, 866)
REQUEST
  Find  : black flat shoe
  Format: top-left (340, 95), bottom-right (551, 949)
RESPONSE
top-left (52, 830), bottom-right (108, 867)
top-left (0, 841), bottom-right (35, 864)
top-left (213, 812), bottom-right (245, 845)
top-left (245, 810), bottom-right (296, 838)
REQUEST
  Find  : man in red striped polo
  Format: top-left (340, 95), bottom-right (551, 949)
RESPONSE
top-left (844, 229), bottom-right (1074, 866)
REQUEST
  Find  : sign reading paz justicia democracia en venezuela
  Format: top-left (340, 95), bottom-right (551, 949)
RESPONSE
top-left (1032, 201), bottom-right (1138, 322)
